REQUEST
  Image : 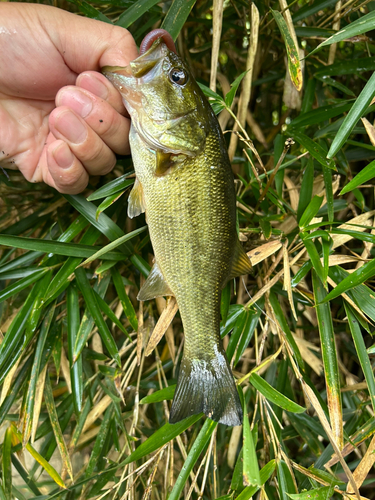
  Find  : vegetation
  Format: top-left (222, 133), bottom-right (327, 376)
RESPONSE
top-left (2, 0), bottom-right (375, 498)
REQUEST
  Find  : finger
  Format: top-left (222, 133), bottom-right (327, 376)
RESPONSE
top-left (49, 106), bottom-right (117, 176)
top-left (45, 140), bottom-right (89, 194)
top-left (76, 71), bottom-right (127, 116)
top-left (55, 86), bottom-right (131, 155)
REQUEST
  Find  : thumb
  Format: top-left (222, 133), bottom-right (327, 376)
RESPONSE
top-left (38, 4), bottom-right (139, 71)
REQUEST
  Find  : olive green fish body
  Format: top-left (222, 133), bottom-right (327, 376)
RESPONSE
top-left (103, 38), bottom-right (251, 426)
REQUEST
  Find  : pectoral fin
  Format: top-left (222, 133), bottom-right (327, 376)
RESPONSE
top-left (228, 240), bottom-right (252, 280)
top-left (137, 261), bottom-right (174, 301)
top-left (128, 178), bottom-right (146, 219)
top-left (156, 151), bottom-right (173, 176)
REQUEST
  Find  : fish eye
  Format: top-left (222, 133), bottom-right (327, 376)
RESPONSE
top-left (169, 68), bottom-right (188, 86)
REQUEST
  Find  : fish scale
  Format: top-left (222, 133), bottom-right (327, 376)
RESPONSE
top-left (103, 35), bottom-right (252, 426)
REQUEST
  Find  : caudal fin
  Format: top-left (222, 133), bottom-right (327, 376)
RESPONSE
top-left (169, 349), bottom-right (243, 426)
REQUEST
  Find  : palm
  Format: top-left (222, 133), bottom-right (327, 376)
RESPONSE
top-left (0, 2), bottom-right (138, 192)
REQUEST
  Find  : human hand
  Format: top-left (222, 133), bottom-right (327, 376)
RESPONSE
top-left (0, 3), bottom-right (138, 193)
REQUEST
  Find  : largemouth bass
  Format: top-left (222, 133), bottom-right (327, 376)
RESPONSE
top-left (103, 30), bottom-right (252, 426)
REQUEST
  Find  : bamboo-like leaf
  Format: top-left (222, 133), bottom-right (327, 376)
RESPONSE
top-left (75, 267), bottom-right (121, 367)
top-left (323, 258), bottom-right (375, 303)
top-left (0, 235), bottom-right (125, 260)
top-left (0, 268), bottom-right (48, 304)
top-left (161, 0), bottom-right (197, 41)
top-left (122, 414), bottom-right (202, 465)
top-left (225, 71), bottom-right (248, 108)
top-left (78, 226), bottom-right (146, 268)
top-left (340, 158), bottom-right (375, 194)
top-left (67, 283), bottom-right (83, 415)
top-left (116, 0), bottom-right (161, 28)
top-left (249, 373), bottom-right (305, 413)
top-left (168, 419), bottom-right (217, 500)
top-left (140, 385), bottom-right (176, 404)
top-left (243, 410), bottom-right (260, 486)
top-left (2, 427), bottom-right (12, 500)
top-left (308, 10), bottom-right (375, 56)
top-left (312, 271), bottom-right (343, 449)
top-left (87, 174), bottom-right (134, 200)
top-left (277, 459), bottom-right (297, 498)
top-left (269, 292), bottom-right (304, 369)
top-left (111, 266), bottom-right (139, 331)
top-left (85, 404), bottom-right (114, 478)
top-left (327, 72), bottom-right (375, 159)
top-left (44, 375), bottom-right (74, 482)
top-left (287, 486), bottom-right (335, 499)
top-left (236, 460), bottom-right (276, 500)
top-left (345, 303), bottom-right (375, 414)
top-left (22, 305), bottom-right (55, 446)
top-left (12, 426), bottom-right (66, 489)
top-left (95, 191), bottom-right (125, 219)
top-left (291, 130), bottom-right (335, 170)
top-left (290, 102), bottom-right (353, 129)
top-left (271, 9), bottom-right (302, 91)
top-left (94, 291), bottom-right (132, 339)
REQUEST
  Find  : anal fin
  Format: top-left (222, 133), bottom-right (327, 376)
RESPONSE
top-left (128, 178), bottom-right (146, 219)
top-left (228, 240), bottom-right (252, 280)
top-left (137, 261), bottom-right (174, 301)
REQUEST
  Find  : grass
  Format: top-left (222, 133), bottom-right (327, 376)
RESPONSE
top-left (1, 0), bottom-right (375, 498)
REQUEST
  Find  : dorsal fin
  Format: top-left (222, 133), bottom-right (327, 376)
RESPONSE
top-left (228, 240), bottom-right (252, 280)
top-left (137, 261), bottom-right (174, 301)
top-left (128, 178), bottom-right (146, 219)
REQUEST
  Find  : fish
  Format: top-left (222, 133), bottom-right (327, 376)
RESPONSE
top-left (102, 29), bottom-right (252, 426)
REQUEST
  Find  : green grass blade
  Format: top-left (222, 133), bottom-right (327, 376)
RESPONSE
top-left (122, 414), bottom-right (202, 465)
top-left (308, 10), bottom-right (375, 56)
top-left (44, 225), bottom-right (101, 303)
top-left (2, 427), bottom-right (12, 500)
top-left (298, 195), bottom-right (323, 229)
top-left (94, 291), bottom-right (132, 339)
top-left (243, 410), bottom-right (260, 486)
top-left (236, 460), bottom-right (276, 500)
top-left (340, 158), bottom-right (375, 194)
top-left (67, 283), bottom-right (83, 415)
top-left (323, 257), bottom-right (375, 303)
top-left (111, 266), bottom-right (138, 331)
top-left (271, 9), bottom-right (302, 91)
top-left (302, 236), bottom-right (326, 286)
top-left (161, 0), bottom-right (197, 41)
top-left (22, 305), bottom-right (55, 446)
top-left (12, 426), bottom-right (66, 489)
top-left (0, 235), bottom-right (125, 260)
top-left (328, 72), bottom-right (375, 159)
top-left (277, 460), bottom-right (297, 498)
top-left (249, 373), bottom-right (305, 413)
top-left (95, 192), bottom-right (124, 219)
top-left (289, 102), bottom-right (352, 129)
top-left (85, 404), bottom-right (114, 478)
top-left (139, 385), bottom-right (176, 404)
top-left (312, 270), bottom-right (343, 449)
top-left (290, 130), bottom-right (335, 169)
top-left (345, 303), bottom-right (375, 414)
top-left (0, 268), bottom-right (48, 304)
top-left (64, 195), bottom-right (132, 254)
top-left (44, 376), bottom-right (74, 482)
top-left (116, 0), bottom-right (161, 28)
top-left (75, 267), bottom-right (121, 367)
top-left (87, 174), bottom-right (134, 201)
top-left (168, 419), bottom-right (217, 500)
top-left (78, 226), bottom-right (147, 268)
top-left (288, 486), bottom-right (334, 499)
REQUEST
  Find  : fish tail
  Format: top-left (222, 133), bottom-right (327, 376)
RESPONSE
top-left (169, 348), bottom-right (243, 426)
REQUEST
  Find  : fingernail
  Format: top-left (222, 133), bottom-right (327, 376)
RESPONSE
top-left (77, 74), bottom-right (109, 100)
top-left (52, 142), bottom-right (74, 169)
top-left (55, 110), bottom-right (87, 144)
top-left (58, 88), bottom-right (93, 118)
